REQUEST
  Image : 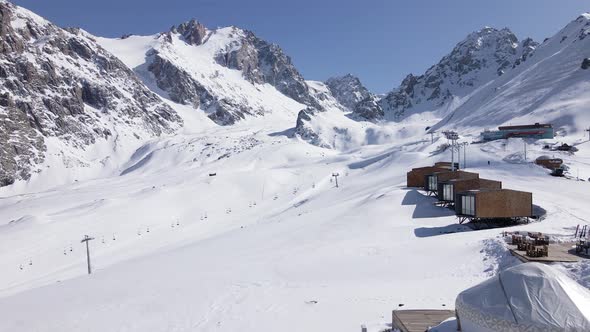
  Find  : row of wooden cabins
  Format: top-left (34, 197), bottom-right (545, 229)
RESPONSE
top-left (407, 162), bottom-right (533, 223)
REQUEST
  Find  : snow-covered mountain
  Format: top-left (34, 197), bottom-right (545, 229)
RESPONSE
top-left (0, 1), bottom-right (336, 189)
top-left (4, 0), bottom-right (590, 193)
top-left (98, 20), bottom-right (320, 127)
top-left (379, 27), bottom-right (538, 121)
top-left (0, 1), bottom-right (181, 187)
top-left (432, 14), bottom-right (590, 135)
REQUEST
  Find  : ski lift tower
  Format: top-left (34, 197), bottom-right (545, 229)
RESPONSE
top-left (443, 131), bottom-right (459, 171)
top-left (80, 235), bottom-right (95, 275)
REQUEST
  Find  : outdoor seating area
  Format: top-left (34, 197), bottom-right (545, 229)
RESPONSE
top-left (504, 230), bottom-right (583, 263)
top-left (509, 231), bottom-right (550, 258)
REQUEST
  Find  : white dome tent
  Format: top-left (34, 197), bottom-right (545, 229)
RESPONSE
top-left (455, 263), bottom-right (590, 332)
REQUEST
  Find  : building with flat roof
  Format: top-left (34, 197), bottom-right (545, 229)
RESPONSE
top-left (481, 123), bottom-right (554, 141)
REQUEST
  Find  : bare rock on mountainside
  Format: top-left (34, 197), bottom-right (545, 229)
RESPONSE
top-left (353, 95), bottom-right (384, 120)
top-left (0, 1), bottom-right (181, 186)
top-left (294, 107), bottom-right (330, 148)
top-left (147, 54), bottom-right (215, 111)
top-left (174, 19), bottom-right (208, 46)
top-left (325, 74), bottom-right (372, 111)
top-left (215, 29), bottom-right (322, 110)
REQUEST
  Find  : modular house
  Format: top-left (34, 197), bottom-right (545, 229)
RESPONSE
top-left (424, 171), bottom-right (479, 194)
top-left (437, 178), bottom-right (502, 203)
top-left (406, 166), bottom-right (448, 188)
top-left (455, 189), bottom-right (533, 223)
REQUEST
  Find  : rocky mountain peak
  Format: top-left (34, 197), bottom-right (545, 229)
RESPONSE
top-left (213, 27), bottom-right (321, 110)
top-left (325, 74), bottom-right (372, 111)
top-left (174, 19), bottom-right (208, 45)
top-left (379, 26), bottom-right (537, 120)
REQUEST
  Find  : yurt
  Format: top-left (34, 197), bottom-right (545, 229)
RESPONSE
top-left (455, 263), bottom-right (590, 332)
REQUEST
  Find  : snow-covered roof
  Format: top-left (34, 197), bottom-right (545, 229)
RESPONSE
top-left (456, 263), bottom-right (590, 332)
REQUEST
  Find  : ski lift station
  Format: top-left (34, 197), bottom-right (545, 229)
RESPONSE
top-left (481, 123), bottom-right (554, 141)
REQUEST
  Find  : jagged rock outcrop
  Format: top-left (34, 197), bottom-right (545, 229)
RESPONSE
top-left (294, 107), bottom-right (330, 148)
top-left (0, 1), bottom-right (181, 186)
top-left (353, 95), bottom-right (384, 120)
top-left (380, 27), bottom-right (538, 119)
top-left (174, 19), bottom-right (208, 46)
top-left (325, 74), bottom-right (372, 111)
top-left (324, 74), bottom-right (383, 120)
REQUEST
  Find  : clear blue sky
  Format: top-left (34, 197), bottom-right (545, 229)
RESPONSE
top-left (11, 0), bottom-right (589, 93)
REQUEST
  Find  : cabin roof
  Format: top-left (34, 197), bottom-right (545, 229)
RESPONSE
top-left (457, 188), bottom-right (530, 196)
top-left (498, 123), bottom-right (552, 130)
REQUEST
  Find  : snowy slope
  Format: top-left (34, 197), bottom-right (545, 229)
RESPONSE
top-left (2, 126), bottom-right (590, 332)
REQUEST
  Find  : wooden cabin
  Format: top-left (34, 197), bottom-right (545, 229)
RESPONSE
top-left (406, 166), bottom-right (448, 188)
top-left (437, 178), bottom-right (502, 203)
top-left (424, 171), bottom-right (479, 194)
top-left (455, 189), bottom-right (532, 223)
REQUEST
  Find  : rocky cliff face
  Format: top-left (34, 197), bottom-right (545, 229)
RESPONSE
top-left (380, 27), bottom-right (538, 120)
top-left (175, 19), bottom-right (208, 46)
top-left (325, 74), bottom-right (383, 120)
top-left (325, 74), bottom-right (372, 111)
top-left (294, 107), bottom-right (327, 148)
top-left (215, 29), bottom-right (321, 110)
top-left (0, 1), bottom-right (181, 186)
top-left (353, 95), bottom-right (384, 120)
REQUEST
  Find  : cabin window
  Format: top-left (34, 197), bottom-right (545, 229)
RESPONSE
top-left (461, 195), bottom-right (475, 215)
top-left (428, 176), bottom-right (437, 190)
top-left (443, 184), bottom-right (454, 201)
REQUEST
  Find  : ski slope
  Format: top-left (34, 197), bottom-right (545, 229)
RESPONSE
top-left (1, 115), bottom-right (590, 331)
